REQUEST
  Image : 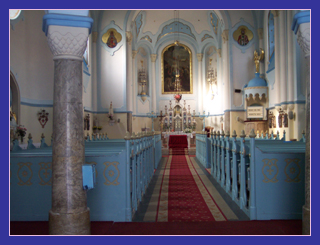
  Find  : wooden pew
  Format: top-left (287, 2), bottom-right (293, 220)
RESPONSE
top-left (203, 129), bottom-right (306, 220)
top-left (10, 131), bottom-right (162, 222)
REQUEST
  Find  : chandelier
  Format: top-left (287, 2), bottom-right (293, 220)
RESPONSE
top-left (138, 60), bottom-right (147, 101)
top-left (173, 10), bottom-right (182, 103)
top-left (207, 58), bottom-right (217, 100)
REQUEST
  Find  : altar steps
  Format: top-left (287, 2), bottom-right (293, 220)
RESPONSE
top-left (169, 148), bottom-right (188, 155)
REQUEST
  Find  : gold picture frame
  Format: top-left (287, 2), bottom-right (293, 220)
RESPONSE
top-left (161, 43), bottom-right (193, 94)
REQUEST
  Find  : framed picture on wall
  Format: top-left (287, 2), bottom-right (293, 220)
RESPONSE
top-left (161, 43), bottom-right (193, 94)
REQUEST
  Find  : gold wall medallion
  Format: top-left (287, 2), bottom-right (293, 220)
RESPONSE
top-left (38, 162), bottom-right (52, 186)
top-left (17, 162), bottom-right (33, 186)
top-left (102, 28), bottom-right (122, 49)
top-left (162, 43), bottom-right (193, 94)
top-left (233, 25), bottom-right (253, 46)
top-left (262, 159), bottom-right (279, 183)
top-left (284, 159), bottom-right (301, 183)
top-left (103, 162), bottom-right (120, 186)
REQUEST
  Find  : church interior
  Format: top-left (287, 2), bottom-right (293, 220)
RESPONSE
top-left (9, 9), bottom-right (310, 236)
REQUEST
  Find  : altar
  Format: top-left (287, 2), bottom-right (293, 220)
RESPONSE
top-left (162, 131), bottom-right (194, 149)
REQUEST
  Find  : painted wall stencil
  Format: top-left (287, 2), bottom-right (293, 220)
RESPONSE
top-left (233, 25), bottom-right (253, 46)
top-left (162, 44), bottom-right (193, 94)
top-left (102, 28), bottom-right (122, 49)
top-left (38, 109), bottom-right (49, 128)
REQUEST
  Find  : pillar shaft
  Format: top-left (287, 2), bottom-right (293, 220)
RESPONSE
top-left (44, 20), bottom-right (91, 235)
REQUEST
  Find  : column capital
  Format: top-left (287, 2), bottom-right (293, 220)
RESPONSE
top-left (217, 49), bottom-right (221, 58)
top-left (151, 54), bottom-right (157, 62)
top-left (258, 28), bottom-right (263, 40)
top-left (132, 50), bottom-right (138, 59)
top-left (221, 29), bottom-right (229, 43)
top-left (92, 31), bottom-right (98, 43)
top-left (126, 31), bottom-right (133, 43)
top-left (197, 53), bottom-right (203, 62)
top-left (292, 11), bottom-right (310, 57)
top-left (46, 25), bottom-right (89, 61)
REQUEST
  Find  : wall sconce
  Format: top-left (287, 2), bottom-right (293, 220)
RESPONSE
top-left (38, 109), bottom-right (49, 128)
top-left (207, 59), bottom-right (217, 100)
top-left (138, 60), bottom-right (147, 102)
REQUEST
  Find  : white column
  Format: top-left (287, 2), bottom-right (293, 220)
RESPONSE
top-left (151, 54), bottom-right (157, 112)
top-left (279, 11), bottom-right (287, 110)
top-left (222, 29), bottom-right (230, 111)
top-left (272, 10), bottom-right (281, 106)
top-left (126, 31), bottom-right (133, 112)
top-left (217, 48), bottom-right (222, 113)
top-left (287, 11), bottom-right (295, 140)
top-left (197, 53), bottom-right (203, 113)
top-left (132, 50), bottom-right (138, 114)
top-left (258, 28), bottom-right (265, 76)
top-left (91, 31), bottom-right (98, 111)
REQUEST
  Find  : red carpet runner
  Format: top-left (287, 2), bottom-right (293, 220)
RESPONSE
top-left (156, 155), bottom-right (227, 222)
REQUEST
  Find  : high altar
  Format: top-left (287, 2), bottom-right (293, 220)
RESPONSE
top-left (161, 100), bottom-right (196, 148)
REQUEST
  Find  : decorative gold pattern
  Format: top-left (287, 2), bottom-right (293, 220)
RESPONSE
top-left (103, 162), bottom-right (120, 186)
top-left (210, 13), bottom-right (219, 35)
top-left (284, 159), bottom-right (301, 183)
top-left (38, 162), bottom-right (52, 186)
top-left (262, 159), bottom-right (279, 183)
top-left (17, 162), bottom-right (33, 186)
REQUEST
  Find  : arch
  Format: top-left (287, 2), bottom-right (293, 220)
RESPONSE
top-left (10, 71), bottom-right (21, 125)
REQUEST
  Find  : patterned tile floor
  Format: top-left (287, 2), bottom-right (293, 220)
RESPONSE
top-left (133, 155), bottom-right (249, 222)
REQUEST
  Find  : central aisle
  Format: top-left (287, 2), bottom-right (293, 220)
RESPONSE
top-left (141, 154), bottom-right (241, 222)
top-left (157, 154), bottom-right (227, 221)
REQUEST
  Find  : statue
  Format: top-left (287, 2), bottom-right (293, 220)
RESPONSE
top-left (254, 48), bottom-right (264, 73)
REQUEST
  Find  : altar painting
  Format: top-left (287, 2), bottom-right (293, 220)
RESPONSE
top-left (162, 44), bottom-right (193, 94)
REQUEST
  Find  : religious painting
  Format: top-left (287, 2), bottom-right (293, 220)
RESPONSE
top-left (102, 28), bottom-right (122, 49)
top-left (233, 25), bottom-right (253, 46)
top-left (162, 43), bottom-right (193, 94)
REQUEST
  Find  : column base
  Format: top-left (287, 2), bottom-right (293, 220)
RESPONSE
top-left (302, 205), bottom-right (310, 235)
top-left (49, 208), bottom-right (91, 235)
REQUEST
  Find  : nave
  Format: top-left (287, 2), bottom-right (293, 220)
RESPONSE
top-left (10, 154), bottom-right (302, 235)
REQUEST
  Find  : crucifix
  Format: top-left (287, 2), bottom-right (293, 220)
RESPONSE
top-left (147, 111), bottom-right (157, 131)
top-left (157, 110), bottom-right (166, 131)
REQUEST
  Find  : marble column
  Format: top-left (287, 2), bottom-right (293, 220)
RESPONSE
top-left (132, 50), bottom-right (138, 115)
top-left (292, 11), bottom-right (310, 235)
top-left (46, 24), bottom-right (91, 235)
top-left (151, 54), bottom-right (157, 112)
top-left (197, 53), bottom-right (203, 113)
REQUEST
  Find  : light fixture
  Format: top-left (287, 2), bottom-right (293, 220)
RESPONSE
top-left (138, 60), bottom-right (147, 102)
top-left (207, 58), bottom-right (217, 100)
top-left (173, 10), bottom-right (182, 103)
